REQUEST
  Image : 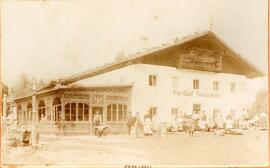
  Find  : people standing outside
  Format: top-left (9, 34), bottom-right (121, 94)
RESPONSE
top-left (127, 115), bottom-right (133, 135)
top-left (135, 112), bottom-right (141, 138)
top-left (226, 116), bottom-right (233, 131)
top-left (144, 113), bottom-right (153, 136)
top-left (40, 114), bottom-right (46, 123)
top-left (199, 111), bottom-right (207, 131)
top-left (206, 116), bottom-right (214, 132)
top-left (127, 113), bottom-right (137, 135)
top-left (93, 111), bottom-right (102, 126)
top-left (188, 115), bottom-right (195, 136)
top-left (152, 115), bottom-right (159, 133)
top-left (176, 113), bottom-right (183, 131)
top-left (199, 119), bottom-right (206, 131)
top-left (193, 112), bottom-right (200, 131)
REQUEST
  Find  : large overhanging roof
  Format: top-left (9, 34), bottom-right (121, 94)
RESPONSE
top-left (42, 31), bottom-right (264, 90)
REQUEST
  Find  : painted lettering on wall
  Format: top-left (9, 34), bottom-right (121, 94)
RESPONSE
top-left (173, 89), bottom-right (220, 98)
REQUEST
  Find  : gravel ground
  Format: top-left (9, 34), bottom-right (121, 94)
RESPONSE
top-left (2, 129), bottom-right (269, 167)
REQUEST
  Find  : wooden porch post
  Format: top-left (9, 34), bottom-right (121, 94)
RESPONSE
top-left (31, 82), bottom-right (38, 146)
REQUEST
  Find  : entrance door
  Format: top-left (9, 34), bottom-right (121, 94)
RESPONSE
top-left (92, 107), bottom-right (103, 122)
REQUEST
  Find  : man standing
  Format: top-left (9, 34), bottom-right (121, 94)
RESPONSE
top-left (127, 114), bottom-right (136, 135)
top-left (93, 111), bottom-right (102, 126)
top-left (188, 117), bottom-right (195, 136)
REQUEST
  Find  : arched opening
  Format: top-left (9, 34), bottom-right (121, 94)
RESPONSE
top-left (17, 105), bottom-right (22, 124)
top-left (38, 100), bottom-right (46, 122)
top-left (27, 103), bottom-right (32, 123)
top-left (53, 97), bottom-right (62, 122)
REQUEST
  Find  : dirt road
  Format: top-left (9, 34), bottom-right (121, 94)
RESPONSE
top-left (2, 130), bottom-right (269, 167)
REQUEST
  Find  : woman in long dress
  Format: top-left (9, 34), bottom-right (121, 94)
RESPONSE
top-left (188, 117), bottom-right (195, 136)
top-left (144, 115), bottom-right (153, 136)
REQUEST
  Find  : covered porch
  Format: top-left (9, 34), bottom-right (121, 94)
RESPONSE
top-left (14, 85), bottom-right (132, 134)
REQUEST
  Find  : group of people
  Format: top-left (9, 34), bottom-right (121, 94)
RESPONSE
top-left (127, 112), bottom-right (166, 138)
top-left (126, 111), bottom-right (201, 137)
top-left (90, 109), bottom-right (252, 137)
top-left (126, 110), bottom-right (243, 137)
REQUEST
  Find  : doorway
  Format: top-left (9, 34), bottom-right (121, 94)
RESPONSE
top-left (92, 107), bottom-right (103, 122)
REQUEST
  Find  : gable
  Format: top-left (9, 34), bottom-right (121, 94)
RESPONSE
top-left (44, 31), bottom-right (263, 89)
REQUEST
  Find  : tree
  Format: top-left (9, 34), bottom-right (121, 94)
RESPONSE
top-left (249, 89), bottom-right (268, 118)
top-left (10, 72), bottom-right (49, 98)
top-left (10, 72), bottom-right (32, 97)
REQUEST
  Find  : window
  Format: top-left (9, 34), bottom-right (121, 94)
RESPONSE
top-left (65, 103), bottom-right (77, 121)
top-left (65, 103), bottom-right (71, 121)
top-left (107, 105), bottom-right (112, 121)
top-left (213, 81), bottom-right (219, 91)
top-left (23, 111), bottom-right (27, 123)
top-left (112, 104), bottom-right (117, 121)
top-left (149, 75), bottom-right (157, 86)
top-left (71, 103), bottom-right (76, 121)
top-left (84, 104), bottom-right (89, 121)
top-left (230, 82), bottom-right (235, 92)
top-left (172, 77), bottom-right (179, 88)
top-left (118, 104), bottom-right (123, 121)
top-left (27, 103), bottom-right (32, 122)
top-left (193, 104), bottom-right (201, 114)
top-left (65, 102), bottom-right (89, 121)
top-left (193, 79), bottom-right (199, 90)
top-left (124, 105), bottom-right (127, 120)
top-left (53, 97), bottom-right (61, 122)
top-left (107, 104), bottom-right (127, 122)
top-left (38, 101), bottom-right (46, 122)
top-left (149, 107), bottom-right (157, 119)
top-left (78, 103), bottom-right (89, 121)
top-left (78, 103), bottom-right (84, 121)
top-left (171, 108), bottom-right (178, 115)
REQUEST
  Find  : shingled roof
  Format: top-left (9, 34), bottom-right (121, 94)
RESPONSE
top-left (41, 31), bottom-right (264, 91)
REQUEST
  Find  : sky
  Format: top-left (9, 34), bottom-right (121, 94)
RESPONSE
top-left (1, 0), bottom-right (268, 87)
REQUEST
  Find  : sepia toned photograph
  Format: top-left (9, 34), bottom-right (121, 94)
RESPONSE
top-left (1, 0), bottom-right (269, 167)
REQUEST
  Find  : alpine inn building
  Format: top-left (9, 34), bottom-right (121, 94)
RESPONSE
top-left (14, 31), bottom-right (263, 134)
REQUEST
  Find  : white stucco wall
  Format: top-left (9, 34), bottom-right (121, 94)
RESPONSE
top-left (73, 64), bottom-right (250, 122)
